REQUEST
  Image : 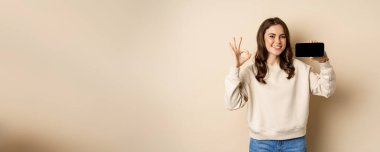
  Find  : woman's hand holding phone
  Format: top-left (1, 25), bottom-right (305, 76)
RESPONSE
top-left (310, 40), bottom-right (329, 63)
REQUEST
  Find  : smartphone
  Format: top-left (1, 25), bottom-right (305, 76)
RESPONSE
top-left (295, 43), bottom-right (324, 57)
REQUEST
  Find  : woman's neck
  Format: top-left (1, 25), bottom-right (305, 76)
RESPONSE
top-left (267, 55), bottom-right (279, 66)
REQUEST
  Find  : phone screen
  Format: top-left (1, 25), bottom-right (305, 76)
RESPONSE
top-left (295, 43), bottom-right (324, 57)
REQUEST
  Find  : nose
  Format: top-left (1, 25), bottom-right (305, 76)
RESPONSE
top-left (275, 37), bottom-right (281, 44)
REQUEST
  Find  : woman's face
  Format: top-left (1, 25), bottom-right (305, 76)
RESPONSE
top-left (264, 24), bottom-right (287, 57)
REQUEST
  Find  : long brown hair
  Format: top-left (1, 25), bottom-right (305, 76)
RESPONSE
top-left (255, 17), bottom-right (295, 84)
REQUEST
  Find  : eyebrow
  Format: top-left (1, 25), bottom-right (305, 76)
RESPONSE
top-left (268, 33), bottom-right (286, 35)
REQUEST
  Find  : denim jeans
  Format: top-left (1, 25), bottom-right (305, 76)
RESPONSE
top-left (249, 136), bottom-right (307, 152)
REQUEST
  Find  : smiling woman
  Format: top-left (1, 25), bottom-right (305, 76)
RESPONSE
top-left (255, 18), bottom-right (295, 84)
top-left (225, 17), bottom-right (336, 152)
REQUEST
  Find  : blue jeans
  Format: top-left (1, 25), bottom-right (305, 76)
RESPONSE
top-left (249, 136), bottom-right (307, 152)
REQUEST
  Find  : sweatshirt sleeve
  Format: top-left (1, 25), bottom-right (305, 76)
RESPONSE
top-left (224, 66), bottom-right (249, 111)
top-left (309, 61), bottom-right (336, 98)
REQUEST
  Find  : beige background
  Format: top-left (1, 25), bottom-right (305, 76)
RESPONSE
top-left (0, 0), bottom-right (379, 152)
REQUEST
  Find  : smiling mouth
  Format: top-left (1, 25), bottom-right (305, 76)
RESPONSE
top-left (273, 45), bottom-right (282, 49)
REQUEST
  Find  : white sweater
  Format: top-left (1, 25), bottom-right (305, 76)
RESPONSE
top-left (224, 59), bottom-right (336, 140)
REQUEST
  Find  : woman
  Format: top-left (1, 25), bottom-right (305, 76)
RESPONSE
top-left (224, 17), bottom-right (336, 152)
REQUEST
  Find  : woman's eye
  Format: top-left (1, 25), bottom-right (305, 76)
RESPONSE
top-left (269, 35), bottom-right (275, 38)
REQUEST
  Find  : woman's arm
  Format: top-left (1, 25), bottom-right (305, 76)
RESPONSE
top-left (224, 37), bottom-right (251, 110)
top-left (310, 52), bottom-right (336, 98)
top-left (224, 67), bottom-right (249, 110)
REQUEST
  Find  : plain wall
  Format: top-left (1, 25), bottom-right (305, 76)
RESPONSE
top-left (0, 0), bottom-right (379, 151)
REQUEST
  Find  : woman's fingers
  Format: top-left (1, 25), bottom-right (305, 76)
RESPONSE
top-left (233, 37), bottom-right (237, 50)
top-left (229, 36), bottom-right (248, 66)
top-left (241, 49), bottom-right (250, 55)
top-left (245, 49), bottom-right (252, 58)
top-left (229, 42), bottom-right (235, 51)
top-left (240, 49), bottom-right (251, 62)
top-left (309, 40), bottom-right (319, 43)
top-left (238, 37), bottom-right (242, 50)
top-left (313, 40), bottom-right (320, 43)
top-left (230, 37), bottom-right (243, 53)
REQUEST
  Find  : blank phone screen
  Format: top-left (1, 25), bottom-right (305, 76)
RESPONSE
top-left (295, 43), bottom-right (324, 57)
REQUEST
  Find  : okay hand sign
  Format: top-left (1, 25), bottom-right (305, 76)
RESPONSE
top-left (229, 37), bottom-right (251, 68)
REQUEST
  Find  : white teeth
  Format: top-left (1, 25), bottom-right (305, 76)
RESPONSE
top-left (273, 46), bottom-right (281, 48)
